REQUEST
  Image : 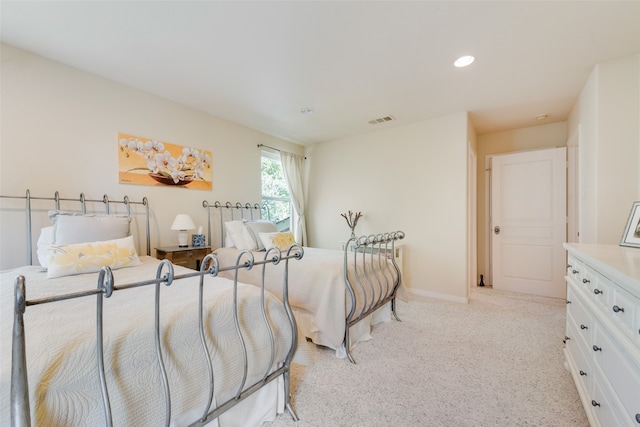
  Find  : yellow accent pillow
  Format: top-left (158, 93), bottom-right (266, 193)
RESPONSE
top-left (258, 231), bottom-right (296, 252)
top-left (46, 235), bottom-right (140, 279)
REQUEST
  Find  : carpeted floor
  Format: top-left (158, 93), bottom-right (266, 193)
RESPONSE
top-left (266, 287), bottom-right (589, 427)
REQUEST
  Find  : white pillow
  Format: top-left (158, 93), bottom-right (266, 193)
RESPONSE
top-left (49, 210), bottom-right (131, 244)
top-left (46, 235), bottom-right (140, 279)
top-left (224, 220), bottom-right (257, 250)
top-left (258, 231), bottom-right (296, 252)
top-left (243, 220), bottom-right (278, 250)
top-left (36, 226), bottom-right (55, 267)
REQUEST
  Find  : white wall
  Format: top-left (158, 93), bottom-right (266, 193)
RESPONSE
top-left (568, 53), bottom-right (640, 244)
top-left (0, 43), bottom-right (303, 269)
top-left (305, 113), bottom-right (471, 302)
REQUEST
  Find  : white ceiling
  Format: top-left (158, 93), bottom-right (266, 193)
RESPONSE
top-left (2, 1), bottom-right (640, 145)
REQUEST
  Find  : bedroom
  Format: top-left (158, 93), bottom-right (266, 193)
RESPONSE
top-left (1, 1), bottom-right (639, 426)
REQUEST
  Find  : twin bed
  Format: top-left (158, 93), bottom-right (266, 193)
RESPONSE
top-left (1, 191), bottom-right (406, 426)
top-left (203, 200), bottom-right (407, 363)
top-left (1, 191), bottom-right (302, 426)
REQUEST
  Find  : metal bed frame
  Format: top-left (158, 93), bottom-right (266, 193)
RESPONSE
top-left (3, 191), bottom-right (302, 426)
top-left (203, 200), bottom-right (405, 363)
top-left (0, 189), bottom-right (151, 263)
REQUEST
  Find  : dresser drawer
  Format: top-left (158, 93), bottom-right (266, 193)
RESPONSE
top-left (590, 270), bottom-right (611, 310)
top-left (566, 311), bottom-right (592, 393)
top-left (567, 255), bottom-right (584, 283)
top-left (591, 374), bottom-right (634, 427)
top-left (567, 285), bottom-right (594, 339)
top-left (610, 285), bottom-right (640, 342)
top-left (593, 321), bottom-right (640, 423)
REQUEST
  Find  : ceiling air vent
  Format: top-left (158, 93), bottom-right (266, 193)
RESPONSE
top-left (368, 115), bottom-right (395, 125)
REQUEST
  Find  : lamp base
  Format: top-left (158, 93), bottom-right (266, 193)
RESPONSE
top-left (177, 230), bottom-right (189, 248)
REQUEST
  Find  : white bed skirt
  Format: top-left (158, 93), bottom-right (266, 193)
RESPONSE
top-left (293, 304), bottom-right (392, 359)
top-left (171, 377), bottom-right (284, 427)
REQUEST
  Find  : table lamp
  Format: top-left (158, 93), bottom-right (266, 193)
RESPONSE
top-left (171, 214), bottom-right (196, 247)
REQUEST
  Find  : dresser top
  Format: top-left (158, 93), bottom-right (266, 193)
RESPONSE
top-left (564, 243), bottom-right (640, 295)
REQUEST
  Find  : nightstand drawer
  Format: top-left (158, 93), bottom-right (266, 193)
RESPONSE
top-left (155, 246), bottom-right (211, 270)
top-left (171, 250), bottom-right (198, 265)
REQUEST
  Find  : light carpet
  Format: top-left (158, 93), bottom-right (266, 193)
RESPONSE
top-left (267, 287), bottom-right (588, 427)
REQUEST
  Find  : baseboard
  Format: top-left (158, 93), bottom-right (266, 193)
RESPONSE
top-left (407, 287), bottom-right (469, 304)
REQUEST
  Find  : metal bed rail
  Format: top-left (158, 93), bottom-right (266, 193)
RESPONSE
top-left (0, 189), bottom-right (151, 264)
top-left (11, 246), bottom-right (303, 427)
top-left (343, 231), bottom-right (405, 364)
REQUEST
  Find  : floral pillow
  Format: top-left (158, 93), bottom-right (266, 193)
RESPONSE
top-left (258, 231), bottom-right (296, 252)
top-left (46, 235), bottom-right (140, 279)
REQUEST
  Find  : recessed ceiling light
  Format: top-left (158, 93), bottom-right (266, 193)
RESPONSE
top-left (301, 108), bottom-right (314, 115)
top-left (535, 114), bottom-right (549, 121)
top-left (454, 55), bottom-right (475, 68)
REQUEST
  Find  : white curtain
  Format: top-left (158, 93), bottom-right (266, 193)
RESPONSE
top-left (280, 151), bottom-right (307, 245)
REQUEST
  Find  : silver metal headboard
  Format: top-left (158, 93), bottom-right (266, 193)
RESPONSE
top-left (0, 189), bottom-right (151, 265)
top-left (202, 201), bottom-right (263, 249)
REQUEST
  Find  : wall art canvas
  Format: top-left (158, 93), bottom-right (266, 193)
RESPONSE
top-left (118, 133), bottom-right (212, 190)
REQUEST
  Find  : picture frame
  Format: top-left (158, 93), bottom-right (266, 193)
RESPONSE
top-left (620, 201), bottom-right (640, 248)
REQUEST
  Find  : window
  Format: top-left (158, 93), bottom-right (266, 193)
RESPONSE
top-left (261, 151), bottom-right (291, 231)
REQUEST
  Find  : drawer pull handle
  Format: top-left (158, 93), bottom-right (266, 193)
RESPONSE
top-left (612, 305), bottom-right (624, 313)
top-left (564, 336), bottom-right (571, 342)
top-left (567, 264), bottom-right (572, 269)
top-left (635, 413), bottom-right (640, 423)
top-left (592, 345), bottom-right (602, 352)
top-left (572, 269), bottom-right (579, 274)
top-left (594, 289), bottom-right (603, 295)
top-left (566, 300), bottom-right (571, 304)
top-left (591, 400), bottom-right (600, 407)
top-left (582, 278), bottom-right (590, 284)
top-left (580, 324), bottom-right (588, 330)
top-left (579, 370), bottom-right (587, 376)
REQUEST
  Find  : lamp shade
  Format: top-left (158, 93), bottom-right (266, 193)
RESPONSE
top-left (171, 214), bottom-right (196, 231)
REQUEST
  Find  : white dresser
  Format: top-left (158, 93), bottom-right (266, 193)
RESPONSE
top-left (564, 243), bottom-right (640, 426)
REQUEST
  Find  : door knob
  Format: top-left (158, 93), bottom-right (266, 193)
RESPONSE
top-left (494, 226), bottom-right (501, 235)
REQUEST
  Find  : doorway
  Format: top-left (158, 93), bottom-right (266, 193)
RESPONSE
top-left (488, 147), bottom-right (567, 299)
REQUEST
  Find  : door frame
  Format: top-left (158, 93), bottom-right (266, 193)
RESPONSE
top-left (485, 155), bottom-right (493, 285)
top-left (468, 142), bottom-right (477, 294)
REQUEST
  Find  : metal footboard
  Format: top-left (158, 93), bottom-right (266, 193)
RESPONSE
top-left (343, 231), bottom-right (405, 364)
top-left (10, 247), bottom-right (303, 427)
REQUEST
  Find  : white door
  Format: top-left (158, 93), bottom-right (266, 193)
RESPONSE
top-left (491, 148), bottom-right (566, 299)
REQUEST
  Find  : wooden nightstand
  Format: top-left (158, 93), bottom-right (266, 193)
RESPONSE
top-left (155, 246), bottom-right (212, 270)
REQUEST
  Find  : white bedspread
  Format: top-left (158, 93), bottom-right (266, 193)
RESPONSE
top-left (0, 256), bottom-right (295, 426)
top-left (213, 247), bottom-right (408, 357)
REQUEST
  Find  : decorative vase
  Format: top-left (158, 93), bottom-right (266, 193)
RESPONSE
top-left (149, 173), bottom-right (193, 186)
